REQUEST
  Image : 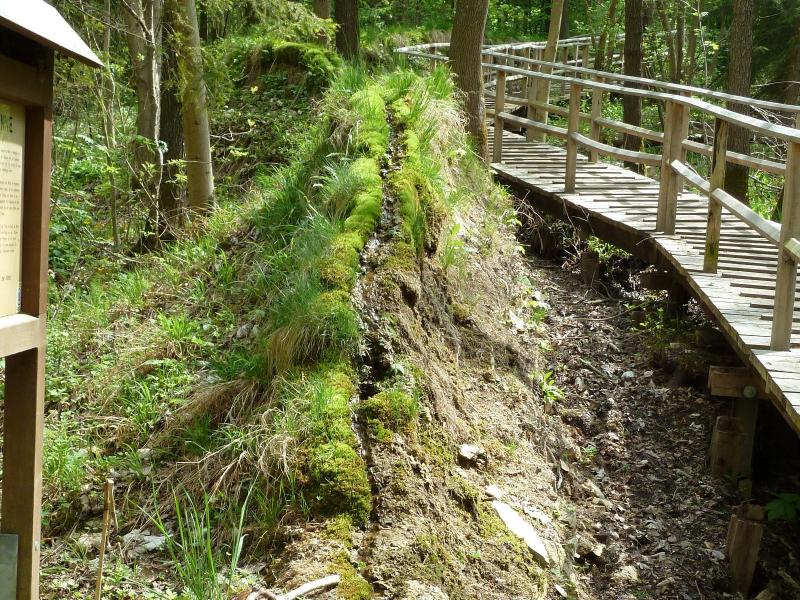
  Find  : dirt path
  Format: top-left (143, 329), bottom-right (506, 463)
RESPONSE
top-left (524, 255), bottom-right (737, 599)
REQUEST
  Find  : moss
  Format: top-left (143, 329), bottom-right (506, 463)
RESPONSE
top-left (307, 441), bottom-right (372, 524)
top-left (329, 550), bottom-right (373, 600)
top-left (249, 39), bottom-right (341, 90)
top-left (323, 513), bottom-right (354, 544)
top-left (358, 390), bottom-right (419, 442)
top-left (349, 86), bottom-right (389, 159)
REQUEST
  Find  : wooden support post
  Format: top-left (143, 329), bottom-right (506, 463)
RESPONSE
top-left (734, 396), bottom-right (759, 479)
top-left (708, 366), bottom-right (763, 400)
top-left (581, 44), bottom-right (590, 69)
top-left (492, 70), bottom-right (506, 164)
top-left (770, 141), bottom-right (800, 350)
top-left (726, 504), bottom-right (765, 597)
top-left (589, 77), bottom-right (604, 163)
top-left (704, 118), bottom-right (729, 273)
top-left (565, 82), bottom-right (583, 193)
top-left (656, 100), bottom-right (690, 233)
top-left (709, 367), bottom-right (762, 479)
top-left (710, 416), bottom-right (746, 479)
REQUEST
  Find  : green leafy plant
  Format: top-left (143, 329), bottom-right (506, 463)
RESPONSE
top-left (536, 371), bottom-right (565, 404)
top-left (766, 493), bottom-right (800, 521)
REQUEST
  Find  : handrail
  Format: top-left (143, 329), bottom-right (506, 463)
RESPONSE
top-left (485, 61), bottom-right (800, 144)
top-left (397, 39), bottom-right (800, 351)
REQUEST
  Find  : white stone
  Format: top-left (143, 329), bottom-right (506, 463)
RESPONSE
top-left (491, 500), bottom-right (550, 566)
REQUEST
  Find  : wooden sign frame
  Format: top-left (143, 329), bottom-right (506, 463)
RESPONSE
top-left (0, 40), bottom-right (53, 600)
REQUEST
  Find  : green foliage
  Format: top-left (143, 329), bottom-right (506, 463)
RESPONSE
top-left (150, 487), bottom-right (251, 600)
top-left (536, 371), bottom-right (565, 404)
top-left (766, 493), bottom-right (800, 521)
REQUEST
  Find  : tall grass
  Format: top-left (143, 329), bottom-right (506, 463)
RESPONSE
top-left (150, 486), bottom-right (252, 600)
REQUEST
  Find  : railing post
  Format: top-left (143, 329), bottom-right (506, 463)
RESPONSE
top-left (703, 118), bottom-right (729, 273)
top-left (589, 77), bottom-right (604, 162)
top-left (526, 63), bottom-right (541, 142)
top-left (581, 44), bottom-right (590, 69)
top-left (492, 69), bottom-right (507, 164)
top-left (656, 99), bottom-right (690, 233)
top-left (771, 141), bottom-right (800, 350)
top-left (565, 82), bottom-right (583, 193)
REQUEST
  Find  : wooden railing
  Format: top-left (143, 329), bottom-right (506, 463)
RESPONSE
top-left (397, 42), bottom-right (800, 352)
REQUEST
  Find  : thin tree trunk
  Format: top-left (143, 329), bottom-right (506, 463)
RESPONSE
top-left (623, 0), bottom-right (643, 170)
top-left (533, 0), bottom-right (565, 138)
top-left (724, 0), bottom-right (753, 204)
top-left (100, 0), bottom-right (120, 247)
top-left (313, 0), bottom-right (331, 19)
top-left (560, 0), bottom-right (569, 39)
top-left (450, 0), bottom-right (490, 159)
top-left (593, 0), bottom-right (619, 72)
top-left (786, 19), bottom-right (800, 105)
top-left (334, 0), bottom-right (359, 59)
top-left (123, 0), bottom-right (164, 245)
top-left (174, 0), bottom-right (214, 215)
top-left (159, 6), bottom-right (185, 237)
top-left (122, 0), bottom-right (163, 175)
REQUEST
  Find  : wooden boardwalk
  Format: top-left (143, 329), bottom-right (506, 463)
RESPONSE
top-left (489, 128), bottom-right (800, 434)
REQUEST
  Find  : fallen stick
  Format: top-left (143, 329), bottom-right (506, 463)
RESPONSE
top-left (283, 575), bottom-right (341, 600)
top-left (240, 575), bottom-right (341, 600)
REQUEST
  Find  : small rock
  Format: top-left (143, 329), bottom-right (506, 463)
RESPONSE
top-left (457, 444), bottom-right (487, 467)
top-left (622, 370), bottom-right (635, 380)
top-left (75, 533), bottom-right (102, 553)
top-left (491, 500), bottom-right (549, 566)
top-left (612, 565), bottom-right (639, 584)
top-left (122, 529), bottom-right (166, 556)
top-left (402, 580), bottom-right (449, 600)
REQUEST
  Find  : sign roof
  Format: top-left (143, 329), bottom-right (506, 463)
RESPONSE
top-left (0, 0), bottom-right (102, 67)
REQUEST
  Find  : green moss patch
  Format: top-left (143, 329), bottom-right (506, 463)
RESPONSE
top-left (358, 389), bottom-right (419, 442)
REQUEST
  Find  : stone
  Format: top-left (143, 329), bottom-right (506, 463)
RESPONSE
top-left (491, 500), bottom-right (550, 566)
top-left (458, 443), bottom-right (487, 467)
top-left (401, 580), bottom-right (449, 600)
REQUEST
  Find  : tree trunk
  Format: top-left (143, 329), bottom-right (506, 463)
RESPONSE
top-left (334, 0), bottom-right (359, 59)
top-left (623, 0), bottom-right (643, 170)
top-left (123, 0), bottom-right (163, 207)
top-left (313, 0), bottom-right (331, 19)
top-left (724, 0), bottom-right (753, 204)
top-left (100, 0), bottom-right (120, 247)
top-left (785, 19), bottom-right (800, 106)
top-left (533, 0), bottom-right (565, 139)
top-left (560, 0), bottom-right (569, 39)
top-left (450, 0), bottom-right (490, 159)
top-left (159, 6), bottom-right (185, 237)
top-left (174, 0), bottom-right (215, 215)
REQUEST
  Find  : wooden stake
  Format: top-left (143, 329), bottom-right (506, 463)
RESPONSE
top-left (94, 479), bottom-right (114, 600)
top-left (726, 504), bottom-right (764, 597)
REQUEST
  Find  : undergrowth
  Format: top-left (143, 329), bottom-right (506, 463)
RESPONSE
top-left (41, 61), bottom-right (492, 596)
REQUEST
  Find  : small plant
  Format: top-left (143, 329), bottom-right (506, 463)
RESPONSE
top-left (150, 486), bottom-right (252, 600)
top-left (536, 371), bottom-right (565, 404)
top-left (766, 493), bottom-right (800, 521)
top-left (440, 223), bottom-right (467, 272)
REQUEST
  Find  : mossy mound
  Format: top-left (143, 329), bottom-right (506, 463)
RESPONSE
top-left (358, 389), bottom-right (419, 442)
top-left (307, 441), bottom-right (372, 524)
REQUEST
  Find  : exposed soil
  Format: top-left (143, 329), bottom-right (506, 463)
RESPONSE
top-left (264, 174), bottom-right (800, 599)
